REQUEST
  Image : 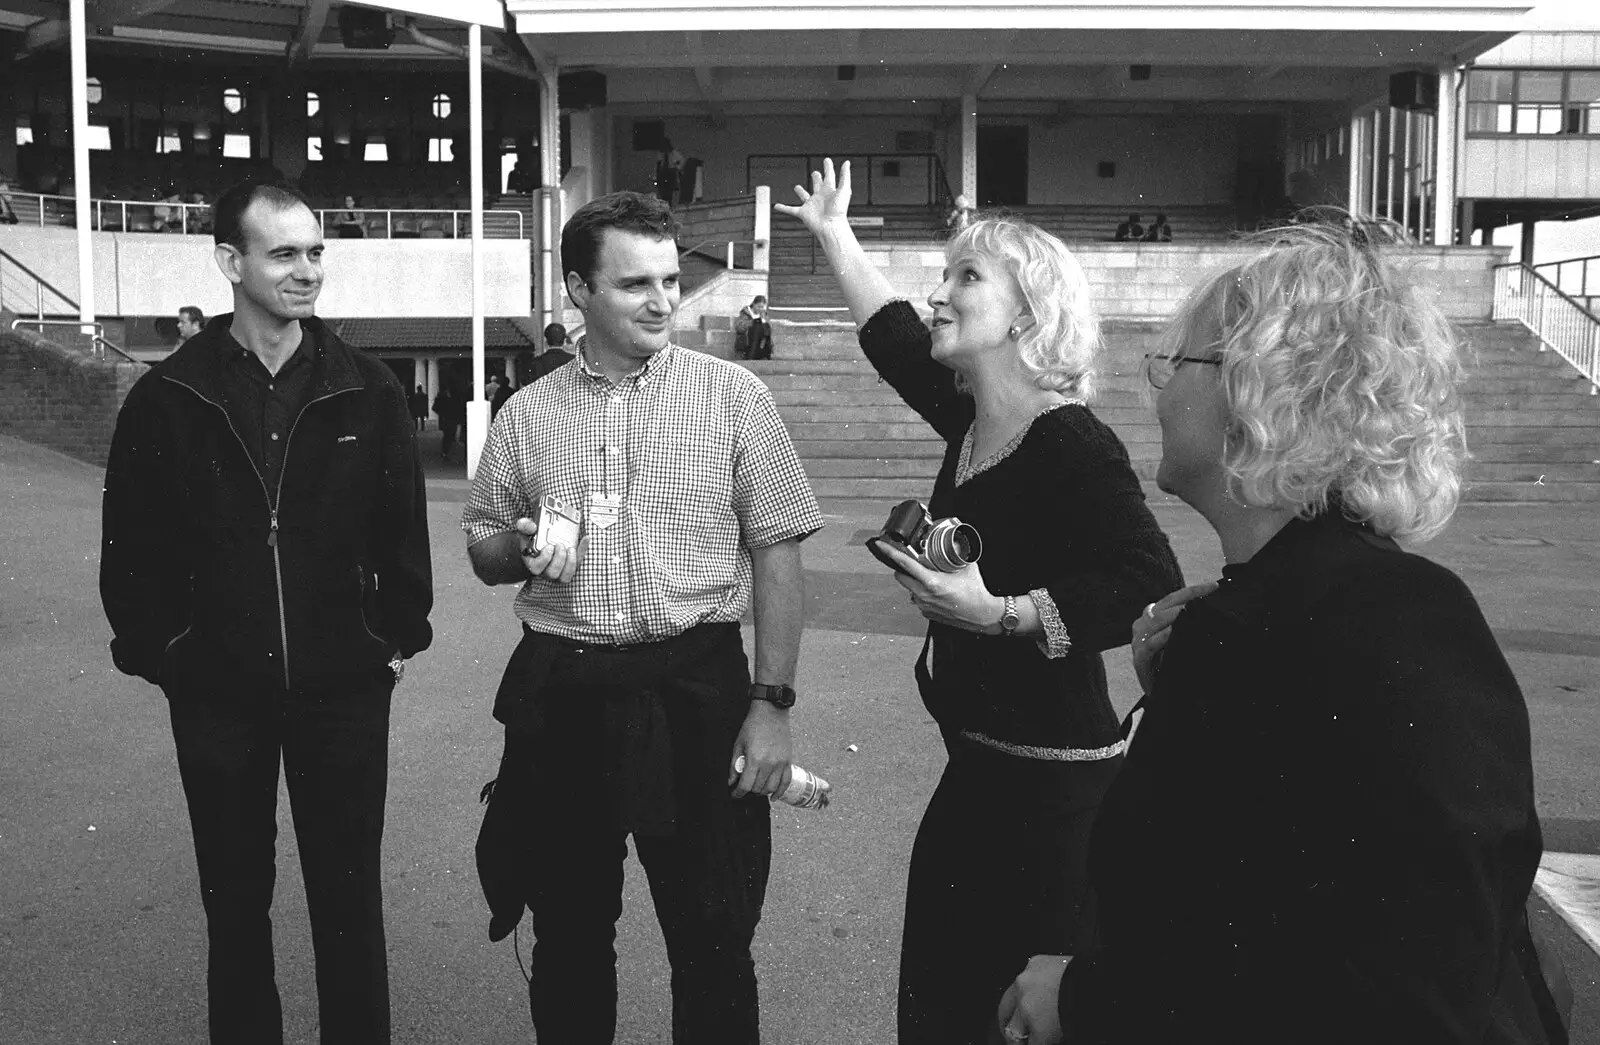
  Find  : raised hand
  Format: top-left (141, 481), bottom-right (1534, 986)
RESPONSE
top-left (773, 157), bottom-right (853, 237)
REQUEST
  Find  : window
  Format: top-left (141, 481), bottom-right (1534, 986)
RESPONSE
top-left (223, 87), bottom-right (244, 114)
top-left (157, 125), bottom-right (182, 154)
top-left (428, 137), bottom-right (454, 162)
top-left (1467, 69), bottom-right (1600, 136)
top-left (431, 92), bottom-right (451, 120)
top-left (85, 124), bottom-right (112, 150)
top-left (307, 136), bottom-right (323, 161)
top-left (306, 91), bottom-right (320, 118)
top-left (86, 76), bottom-right (103, 105)
top-left (222, 133), bottom-right (252, 158)
top-left (364, 138), bottom-right (388, 162)
top-left (15, 117), bottom-right (32, 146)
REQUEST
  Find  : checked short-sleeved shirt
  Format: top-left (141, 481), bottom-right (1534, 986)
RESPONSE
top-left (462, 340), bottom-right (823, 645)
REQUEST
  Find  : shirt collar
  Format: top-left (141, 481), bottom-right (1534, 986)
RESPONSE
top-left (221, 323), bottom-right (320, 376)
top-left (575, 335), bottom-right (672, 388)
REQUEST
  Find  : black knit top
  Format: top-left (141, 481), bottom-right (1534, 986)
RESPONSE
top-left (859, 300), bottom-right (1184, 752)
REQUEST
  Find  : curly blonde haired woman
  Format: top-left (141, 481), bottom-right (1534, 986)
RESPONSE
top-left (781, 160), bottom-right (1183, 1045)
top-left (998, 218), bottom-right (1567, 1044)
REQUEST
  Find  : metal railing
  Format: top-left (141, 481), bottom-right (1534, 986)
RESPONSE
top-left (1, 190), bottom-right (525, 239)
top-left (1493, 262), bottom-right (1600, 394)
top-left (1533, 253), bottom-right (1600, 315)
top-left (0, 246), bottom-right (140, 363)
top-left (746, 152), bottom-right (955, 210)
top-left (678, 238), bottom-right (758, 270)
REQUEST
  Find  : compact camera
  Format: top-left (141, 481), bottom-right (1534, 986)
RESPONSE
top-left (866, 499), bottom-right (982, 574)
top-left (530, 494), bottom-right (582, 553)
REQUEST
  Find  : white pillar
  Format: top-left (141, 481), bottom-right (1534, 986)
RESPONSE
top-left (753, 185), bottom-right (771, 273)
top-left (1347, 112), bottom-right (1364, 217)
top-left (465, 22), bottom-right (490, 479)
top-left (539, 66), bottom-right (562, 331)
top-left (960, 92), bottom-right (978, 203)
top-left (69, 0), bottom-right (93, 330)
top-left (426, 356), bottom-right (441, 421)
top-left (1432, 64), bottom-right (1459, 246)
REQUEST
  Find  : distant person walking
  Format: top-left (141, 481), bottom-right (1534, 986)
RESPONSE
top-left (528, 322), bottom-right (575, 383)
top-left (435, 382), bottom-right (466, 461)
top-left (100, 180), bottom-right (434, 1045)
top-left (410, 384), bottom-right (429, 431)
top-left (176, 306), bottom-right (205, 345)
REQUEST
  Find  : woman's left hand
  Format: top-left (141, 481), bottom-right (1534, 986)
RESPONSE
top-left (877, 541), bottom-right (1004, 633)
top-left (995, 955), bottom-right (1071, 1045)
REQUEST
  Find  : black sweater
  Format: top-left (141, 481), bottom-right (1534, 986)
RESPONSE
top-left (101, 315), bottom-right (433, 693)
top-left (859, 301), bottom-right (1183, 750)
top-left (1061, 511), bottom-right (1554, 1043)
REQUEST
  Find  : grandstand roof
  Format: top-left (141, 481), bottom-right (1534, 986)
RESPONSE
top-left (330, 317), bottom-right (539, 351)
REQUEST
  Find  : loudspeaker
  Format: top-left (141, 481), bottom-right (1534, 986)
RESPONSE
top-left (1389, 71), bottom-right (1438, 111)
top-left (837, 65), bottom-right (856, 81)
top-left (1129, 64), bottom-right (1152, 81)
top-left (557, 71), bottom-right (607, 110)
top-left (338, 7), bottom-right (393, 49)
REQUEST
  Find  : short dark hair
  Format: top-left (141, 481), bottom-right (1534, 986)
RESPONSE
top-left (752, 295), bottom-right (767, 305)
top-left (543, 322), bottom-right (567, 347)
top-left (212, 180), bottom-right (311, 252)
top-left (178, 305), bottom-right (204, 325)
top-left (559, 192), bottom-right (680, 286)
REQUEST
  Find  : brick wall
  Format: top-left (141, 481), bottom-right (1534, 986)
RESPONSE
top-left (675, 197), bottom-right (758, 251)
top-left (863, 242), bottom-right (1512, 321)
top-left (0, 315), bottom-right (147, 467)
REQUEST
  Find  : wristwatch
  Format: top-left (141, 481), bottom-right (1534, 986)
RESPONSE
top-left (749, 683), bottom-right (797, 709)
top-left (999, 595), bottom-right (1021, 636)
top-left (388, 655), bottom-right (406, 684)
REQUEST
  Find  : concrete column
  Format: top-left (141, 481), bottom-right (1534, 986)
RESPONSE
top-left (1459, 198), bottom-right (1476, 246)
top-left (426, 356), bottom-right (441, 419)
top-left (1432, 64), bottom-right (1459, 246)
top-left (960, 92), bottom-right (978, 203)
top-left (1346, 111), bottom-right (1364, 217)
top-left (69, 0), bottom-right (93, 328)
top-left (1520, 218), bottom-right (1536, 266)
top-left (538, 66), bottom-right (562, 330)
top-left (753, 185), bottom-right (771, 273)
top-left (466, 21), bottom-right (489, 479)
top-left (0, 73), bottom-right (18, 189)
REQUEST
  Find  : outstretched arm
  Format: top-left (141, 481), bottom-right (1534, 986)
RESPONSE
top-left (774, 159), bottom-right (897, 327)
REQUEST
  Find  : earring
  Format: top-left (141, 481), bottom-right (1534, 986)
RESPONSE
top-left (1008, 325), bottom-right (1021, 340)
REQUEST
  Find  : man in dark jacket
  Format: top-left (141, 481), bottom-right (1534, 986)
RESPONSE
top-left (100, 180), bottom-right (433, 1045)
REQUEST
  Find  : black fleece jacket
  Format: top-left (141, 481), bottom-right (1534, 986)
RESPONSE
top-left (100, 314), bottom-right (433, 694)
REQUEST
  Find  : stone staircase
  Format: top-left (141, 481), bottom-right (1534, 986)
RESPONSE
top-left (675, 309), bottom-right (1600, 505)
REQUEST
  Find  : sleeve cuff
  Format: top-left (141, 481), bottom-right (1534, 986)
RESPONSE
top-left (1030, 588), bottom-right (1073, 659)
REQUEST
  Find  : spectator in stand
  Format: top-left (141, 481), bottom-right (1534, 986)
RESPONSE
top-left (410, 385), bottom-right (430, 432)
top-left (734, 295), bottom-right (774, 360)
top-left (0, 168), bottom-right (19, 224)
top-left (946, 194), bottom-right (975, 236)
top-left (654, 138), bottom-right (684, 206)
top-left (1113, 213), bottom-right (1144, 242)
top-left (527, 322), bottom-right (575, 383)
top-left (334, 196), bottom-right (366, 239)
top-left (187, 191), bottom-right (212, 234)
top-left (176, 306), bottom-right (205, 345)
top-left (1143, 213), bottom-right (1173, 242)
top-left (152, 186), bottom-right (185, 232)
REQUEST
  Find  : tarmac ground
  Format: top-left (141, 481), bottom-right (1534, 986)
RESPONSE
top-left (2, 428), bottom-right (1597, 1044)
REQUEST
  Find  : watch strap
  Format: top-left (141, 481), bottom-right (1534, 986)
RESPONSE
top-left (749, 682), bottom-right (796, 708)
top-left (1000, 595), bottom-right (1021, 636)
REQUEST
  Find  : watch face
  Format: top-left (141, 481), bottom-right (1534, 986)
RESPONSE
top-left (754, 684), bottom-right (795, 708)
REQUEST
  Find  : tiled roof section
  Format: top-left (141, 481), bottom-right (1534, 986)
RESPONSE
top-left (330, 317), bottom-right (539, 351)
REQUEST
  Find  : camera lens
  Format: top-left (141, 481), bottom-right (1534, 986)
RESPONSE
top-left (924, 519), bottom-right (982, 572)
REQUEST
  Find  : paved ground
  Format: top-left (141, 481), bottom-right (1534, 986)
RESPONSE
top-left (2, 429), bottom-right (1597, 1043)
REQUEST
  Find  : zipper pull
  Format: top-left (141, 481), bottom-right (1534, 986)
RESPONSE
top-left (268, 511), bottom-right (279, 548)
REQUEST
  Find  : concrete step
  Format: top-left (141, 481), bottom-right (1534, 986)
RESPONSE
top-left (793, 439), bottom-right (945, 459)
top-left (742, 359), bottom-right (876, 375)
top-left (1465, 409), bottom-right (1600, 426)
top-left (807, 476), bottom-right (943, 499)
top-left (1464, 377), bottom-right (1598, 394)
top-left (774, 388), bottom-right (916, 406)
top-left (799, 457), bottom-right (944, 478)
top-left (770, 309), bottom-right (854, 324)
top-left (787, 421), bottom-right (940, 441)
top-left (1467, 443), bottom-right (1600, 462)
top-left (758, 373), bottom-right (889, 391)
top-left (1463, 481), bottom-right (1600, 502)
top-left (779, 404), bottom-right (929, 424)
top-left (1467, 426), bottom-right (1600, 446)
top-left (1463, 393), bottom-right (1600, 411)
top-left (1464, 462), bottom-right (1600, 482)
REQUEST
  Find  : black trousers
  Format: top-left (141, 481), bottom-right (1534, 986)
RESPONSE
top-left (898, 737), bottom-right (1121, 1045)
top-left (167, 679), bottom-right (394, 1045)
top-left (507, 625), bottom-right (772, 1044)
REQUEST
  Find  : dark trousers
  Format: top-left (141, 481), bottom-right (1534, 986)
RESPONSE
top-left (898, 738), bottom-right (1121, 1045)
top-left (509, 626), bottom-right (772, 1044)
top-left (167, 681), bottom-right (394, 1045)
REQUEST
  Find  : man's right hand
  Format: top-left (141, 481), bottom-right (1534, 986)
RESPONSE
top-left (514, 516), bottom-right (585, 584)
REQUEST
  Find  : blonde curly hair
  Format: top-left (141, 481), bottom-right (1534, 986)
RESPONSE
top-left (1156, 216), bottom-right (1466, 543)
top-left (947, 216), bottom-right (1100, 401)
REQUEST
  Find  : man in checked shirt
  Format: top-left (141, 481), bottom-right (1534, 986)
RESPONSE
top-left (462, 190), bottom-right (824, 1044)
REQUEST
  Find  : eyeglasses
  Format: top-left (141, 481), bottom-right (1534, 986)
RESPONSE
top-left (1144, 354), bottom-right (1222, 390)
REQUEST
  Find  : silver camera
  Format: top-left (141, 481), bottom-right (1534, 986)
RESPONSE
top-left (867, 499), bottom-right (982, 574)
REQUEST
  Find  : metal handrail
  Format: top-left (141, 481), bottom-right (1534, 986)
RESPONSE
top-left (1532, 254), bottom-right (1600, 307)
top-left (678, 237), bottom-right (758, 270)
top-left (3, 191), bottom-right (525, 238)
top-left (1493, 261), bottom-right (1600, 394)
top-left (745, 152), bottom-right (955, 210)
top-left (8, 317), bottom-right (142, 364)
top-left (0, 246), bottom-right (80, 320)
